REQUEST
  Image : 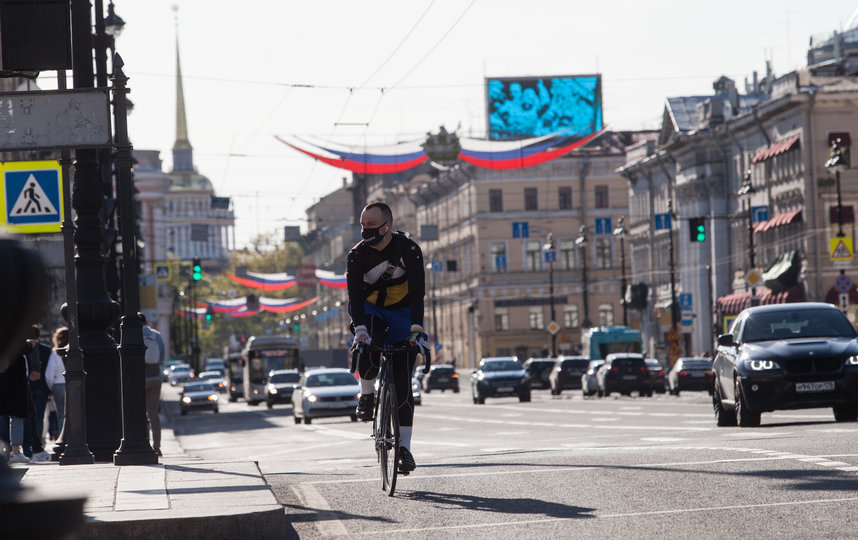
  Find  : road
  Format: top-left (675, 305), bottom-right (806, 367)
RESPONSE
top-left (164, 380), bottom-right (858, 539)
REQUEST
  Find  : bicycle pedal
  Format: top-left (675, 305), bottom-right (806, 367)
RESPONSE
top-left (398, 469), bottom-right (410, 476)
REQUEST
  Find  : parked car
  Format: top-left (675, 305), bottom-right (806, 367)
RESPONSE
top-left (549, 356), bottom-right (589, 395)
top-left (292, 368), bottom-right (360, 424)
top-left (596, 353), bottom-right (651, 397)
top-left (523, 358), bottom-right (556, 390)
top-left (423, 364), bottom-right (460, 393)
top-left (164, 360), bottom-right (189, 382)
top-left (204, 358), bottom-right (226, 376)
top-left (179, 382), bottom-right (219, 415)
top-left (471, 357), bottom-right (530, 404)
top-left (197, 371), bottom-right (226, 393)
top-left (668, 357), bottom-right (713, 395)
top-left (266, 369), bottom-right (301, 408)
top-left (713, 302), bottom-right (858, 427)
top-left (645, 358), bottom-right (667, 394)
top-left (580, 360), bottom-right (605, 397)
top-left (169, 365), bottom-right (194, 386)
top-left (412, 377), bottom-right (422, 406)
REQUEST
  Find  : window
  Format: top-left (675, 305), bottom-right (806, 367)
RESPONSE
top-left (598, 303), bottom-right (614, 326)
top-left (489, 189), bottom-right (503, 212)
top-left (494, 307), bottom-right (509, 331)
top-left (524, 240), bottom-right (543, 272)
top-left (524, 187), bottom-right (538, 211)
top-left (558, 239), bottom-right (576, 270)
top-left (595, 185), bottom-right (609, 208)
top-left (595, 238), bottom-right (613, 269)
top-left (564, 305), bottom-right (579, 328)
top-left (558, 187), bottom-right (572, 210)
top-left (529, 306), bottom-right (545, 330)
top-left (490, 241), bottom-right (508, 273)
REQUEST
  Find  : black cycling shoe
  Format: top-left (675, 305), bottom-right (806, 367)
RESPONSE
top-left (398, 447), bottom-right (416, 473)
top-left (356, 394), bottom-right (374, 422)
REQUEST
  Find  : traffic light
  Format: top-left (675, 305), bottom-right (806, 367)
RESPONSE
top-left (689, 217), bottom-right (706, 242)
top-left (293, 323), bottom-right (300, 333)
top-left (192, 258), bottom-right (202, 281)
top-left (205, 306), bottom-right (213, 324)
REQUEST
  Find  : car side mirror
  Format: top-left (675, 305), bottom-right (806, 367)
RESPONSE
top-left (717, 334), bottom-right (735, 347)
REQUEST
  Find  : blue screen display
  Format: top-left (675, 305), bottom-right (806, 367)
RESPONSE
top-left (486, 75), bottom-right (603, 141)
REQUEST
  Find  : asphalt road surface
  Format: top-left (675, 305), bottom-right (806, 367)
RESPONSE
top-left (165, 382), bottom-right (858, 539)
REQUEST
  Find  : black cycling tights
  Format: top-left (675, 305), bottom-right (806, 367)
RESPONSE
top-left (356, 315), bottom-right (417, 427)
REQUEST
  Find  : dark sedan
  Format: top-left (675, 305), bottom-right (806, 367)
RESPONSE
top-left (523, 358), bottom-right (555, 390)
top-left (645, 358), bottom-right (667, 394)
top-left (422, 364), bottom-right (460, 393)
top-left (549, 356), bottom-right (589, 395)
top-left (471, 357), bottom-right (531, 404)
top-left (266, 369), bottom-right (301, 408)
top-left (712, 302), bottom-right (858, 427)
top-left (180, 382), bottom-right (219, 415)
top-left (667, 357), bottom-right (712, 395)
top-left (596, 353), bottom-right (651, 397)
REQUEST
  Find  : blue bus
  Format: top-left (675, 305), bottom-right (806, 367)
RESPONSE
top-left (582, 326), bottom-right (642, 360)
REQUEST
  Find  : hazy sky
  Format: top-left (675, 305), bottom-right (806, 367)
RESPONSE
top-left (60, 1), bottom-right (858, 248)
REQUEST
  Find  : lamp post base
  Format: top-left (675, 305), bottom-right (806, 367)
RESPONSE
top-left (113, 441), bottom-right (159, 466)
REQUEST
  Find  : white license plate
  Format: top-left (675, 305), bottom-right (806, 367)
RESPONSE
top-left (622, 375), bottom-right (638, 380)
top-left (795, 381), bottom-right (835, 393)
top-left (692, 373), bottom-right (705, 377)
top-left (497, 387), bottom-right (514, 393)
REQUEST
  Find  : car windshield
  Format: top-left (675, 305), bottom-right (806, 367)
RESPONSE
top-left (184, 383), bottom-right (214, 393)
top-left (610, 357), bottom-right (645, 368)
top-left (173, 367), bottom-right (190, 373)
top-left (199, 374), bottom-right (220, 380)
top-left (679, 360), bottom-right (712, 370)
top-left (743, 308), bottom-right (858, 342)
top-left (270, 372), bottom-right (300, 383)
top-left (305, 372), bottom-right (358, 387)
top-left (560, 359), bottom-right (589, 369)
top-left (482, 361), bottom-right (521, 372)
top-left (431, 368), bottom-right (455, 375)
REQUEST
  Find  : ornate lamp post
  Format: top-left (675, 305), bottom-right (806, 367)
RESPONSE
top-left (613, 216), bottom-right (628, 326)
top-left (576, 225), bottom-right (593, 329)
top-left (738, 170), bottom-right (758, 305)
top-left (826, 138), bottom-right (846, 239)
top-left (543, 233), bottom-right (557, 357)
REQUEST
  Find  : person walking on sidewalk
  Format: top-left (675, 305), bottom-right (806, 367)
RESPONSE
top-left (141, 313), bottom-right (166, 456)
top-left (0, 346), bottom-right (31, 464)
top-left (23, 325), bottom-right (51, 461)
top-left (45, 327), bottom-right (68, 440)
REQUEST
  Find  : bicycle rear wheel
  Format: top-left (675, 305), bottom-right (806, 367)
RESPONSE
top-left (378, 382), bottom-right (400, 496)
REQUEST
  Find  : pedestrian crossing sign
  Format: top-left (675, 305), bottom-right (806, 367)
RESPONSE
top-left (155, 264), bottom-right (171, 282)
top-left (830, 237), bottom-right (854, 261)
top-left (1, 161), bottom-right (63, 233)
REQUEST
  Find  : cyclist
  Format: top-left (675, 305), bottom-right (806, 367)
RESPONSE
top-left (347, 201), bottom-right (428, 472)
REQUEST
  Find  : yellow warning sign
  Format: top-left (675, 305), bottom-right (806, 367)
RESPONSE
top-left (830, 237), bottom-right (854, 261)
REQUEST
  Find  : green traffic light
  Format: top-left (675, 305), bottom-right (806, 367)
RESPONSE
top-left (293, 324), bottom-right (300, 333)
top-left (696, 224), bottom-right (706, 242)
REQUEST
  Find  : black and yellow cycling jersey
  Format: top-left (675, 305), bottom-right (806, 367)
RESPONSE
top-left (346, 232), bottom-right (425, 329)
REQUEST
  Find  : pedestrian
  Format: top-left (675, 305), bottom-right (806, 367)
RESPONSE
top-left (45, 327), bottom-right (68, 440)
top-left (141, 313), bottom-right (165, 456)
top-left (0, 345), bottom-right (32, 464)
top-left (23, 324), bottom-right (51, 461)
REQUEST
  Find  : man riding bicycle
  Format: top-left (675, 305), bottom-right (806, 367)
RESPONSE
top-left (347, 202), bottom-right (427, 473)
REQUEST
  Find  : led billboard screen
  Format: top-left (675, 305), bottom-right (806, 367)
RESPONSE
top-left (486, 75), bottom-right (603, 140)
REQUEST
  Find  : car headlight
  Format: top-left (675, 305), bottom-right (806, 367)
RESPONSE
top-left (412, 382), bottom-right (419, 391)
top-left (747, 359), bottom-right (780, 371)
top-left (181, 396), bottom-right (191, 404)
top-left (847, 356), bottom-right (858, 366)
top-left (208, 394), bottom-right (218, 401)
top-left (268, 385), bottom-right (278, 394)
top-left (307, 394), bottom-right (318, 403)
top-left (356, 391), bottom-right (362, 399)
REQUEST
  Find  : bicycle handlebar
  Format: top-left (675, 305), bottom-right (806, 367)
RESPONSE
top-left (350, 342), bottom-right (432, 374)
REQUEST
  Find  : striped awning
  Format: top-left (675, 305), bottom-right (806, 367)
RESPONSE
top-left (753, 208), bottom-right (803, 233)
top-left (716, 284), bottom-right (805, 316)
top-left (751, 135), bottom-right (801, 163)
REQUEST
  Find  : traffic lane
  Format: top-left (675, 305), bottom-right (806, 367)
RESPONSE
top-left (277, 443), bottom-right (858, 538)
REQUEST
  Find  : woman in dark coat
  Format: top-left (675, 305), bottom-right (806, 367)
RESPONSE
top-left (0, 346), bottom-right (31, 461)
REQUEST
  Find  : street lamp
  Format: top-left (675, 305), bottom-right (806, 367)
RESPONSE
top-left (738, 169), bottom-right (758, 305)
top-left (613, 216), bottom-right (628, 327)
top-left (425, 259), bottom-right (439, 355)
top-left (543, 233), bottom-right (557, 357)
top-left (575, 225), bottom-right (593, 329)
top-left (826, 138), bottom-right (846, 239)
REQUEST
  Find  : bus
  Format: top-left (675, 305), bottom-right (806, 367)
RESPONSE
top-left (582, 326), bottom-right (642, 360)
top-left (242, 336), bottom-right (301, 405)
top-left (226, 352), bottom-right (244, 402)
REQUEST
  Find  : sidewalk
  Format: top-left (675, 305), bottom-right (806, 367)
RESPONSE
top-left (12, 411), bottom-right (286, 539)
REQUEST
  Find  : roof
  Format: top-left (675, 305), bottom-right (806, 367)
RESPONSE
top-left (665, 96), bottom-right (712, 133)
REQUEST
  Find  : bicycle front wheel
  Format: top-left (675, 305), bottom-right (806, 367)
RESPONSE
top-left (378, 382), bottom-right (400, 496)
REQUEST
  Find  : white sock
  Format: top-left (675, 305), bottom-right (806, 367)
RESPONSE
top-left (360, 378), bottom-right (376, 395)
top-left (400, 426), bottom-right (412, 450)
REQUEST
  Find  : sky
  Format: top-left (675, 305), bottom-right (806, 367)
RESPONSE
top-left (60, 0), bottom-right (858, 248)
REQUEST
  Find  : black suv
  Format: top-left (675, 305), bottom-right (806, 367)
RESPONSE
top-left (523, 358), bottom-right (555, 390)
top-left (596, 353), bottom-right (652, 397)
top-left (549, 356), bottom-right (589, 395)
top-left (471, 357), bottom-right (530, 404)
top-left (423, 364), bottom-right (460, 393)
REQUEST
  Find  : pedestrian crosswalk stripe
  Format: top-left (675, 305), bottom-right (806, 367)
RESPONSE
top-left (9, 174), bottom-right (57, 216)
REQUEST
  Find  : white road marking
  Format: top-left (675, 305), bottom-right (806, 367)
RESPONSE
top-left (354, 496), bottom-right (858, 536)
top-left (292, 483), bottom-right (349, 537)
top-left (640, 437), bottom-right (687, 442)
top-left (305, 465), bottom-right (591, 485)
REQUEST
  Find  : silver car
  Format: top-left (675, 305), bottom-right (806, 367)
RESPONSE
top-left (292, 368), bottom-right (360, 424)
top-left (580, 360), bottom-right (604, 397)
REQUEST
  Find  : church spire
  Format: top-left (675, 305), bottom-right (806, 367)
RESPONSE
top-left (172, 8), bottom-right (193, 172)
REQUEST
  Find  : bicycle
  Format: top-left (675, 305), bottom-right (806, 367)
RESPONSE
top-left (351, 341), bottom-right (430, 496)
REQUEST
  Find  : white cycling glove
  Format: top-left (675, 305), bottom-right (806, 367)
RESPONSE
top-left (408, 324), bottom-right (429, 356)
top-left (354, 325), bottom-right (371, 346)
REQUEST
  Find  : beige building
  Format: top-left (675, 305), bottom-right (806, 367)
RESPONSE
top-left (408, 132), bottom-right (655, 368)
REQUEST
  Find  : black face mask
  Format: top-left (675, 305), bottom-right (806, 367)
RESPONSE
top-left (361, 222), bottom-right (388, 246)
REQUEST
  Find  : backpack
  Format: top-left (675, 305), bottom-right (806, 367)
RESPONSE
top-left (143, 329), bottom-right (160, 365)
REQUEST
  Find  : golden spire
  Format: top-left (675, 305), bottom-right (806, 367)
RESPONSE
top-left (172, 5), bottom-right (193, 171)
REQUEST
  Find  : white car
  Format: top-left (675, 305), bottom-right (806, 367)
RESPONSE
top-left (292, 368), bottom-right (360, 424)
